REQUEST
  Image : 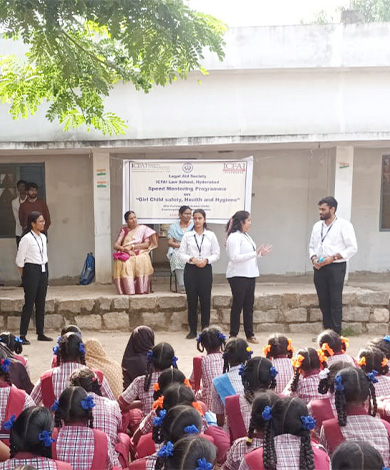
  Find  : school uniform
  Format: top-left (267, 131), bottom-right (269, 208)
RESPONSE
top-left (325, 352), bottom-right (356, 367)
top-left (225, 393), bottom-right (252, 442)
top-left (374, 374), bottom-right (390, 397)
top-left (211, 365), bottom-right (244, 415)
top-left (222, 436), bottom-right (263, 470)
top-left (308, 395), bottom-right (337, 435)
top-left (193, 352), bottom-right (224, 410)
top-left (271, 357), bottom-right (294, 395)
top-left (121, 371), bottom-right (160, 416)
top-left (0, 382), bottom-right (35, 426)
top-left (282, 370), bottom-right (330, 404)
top-left (0, 453), bottom-right (71, 470)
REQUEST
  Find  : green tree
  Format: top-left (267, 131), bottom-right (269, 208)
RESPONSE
top-left (349, 0), bottom-right (390, 21)
top-left (0, 0), bottom-right (226, 135)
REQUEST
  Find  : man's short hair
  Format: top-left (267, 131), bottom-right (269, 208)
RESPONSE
top-left (16, 179), bottom-right (27, 187)
top-left (26, 182), bottom-right (39, 190)
top-left (318, 196), bottom-right (338, 210)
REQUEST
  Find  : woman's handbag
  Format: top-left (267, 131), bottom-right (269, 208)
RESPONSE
top-left (113, 251), bottom-right (130, 261)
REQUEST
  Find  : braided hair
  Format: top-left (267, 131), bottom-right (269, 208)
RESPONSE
top-left (54, 386), bottom-right (94, 429)
top-left (69, 367), bottom-right (102, 396)
top-left (331, 440), bottom-right (384, 470)
top-left (153, 368), bottom-right (187, 401)
top-left (0, 332), bottom-right (23, 355)
top-left (317, 329), bottom-right (345, 356)
top-left (368, 337), bottom-right (390, 359)
top-left (155, 435), bottom-right (217, 470)
top-left (56, 332), bottom-right (86, 366)
top-left (0, 348), bottom-right (12, 386)
top-left (197, 327), bottom-right (226, 354)
top-left (357, 346), bottom-right (389, 376)
top-left (289, 348), bottom-right (321, 393)
top-left (263, 334), bottom-right (293, 359)
top-left (144, 343), bottom-right (176, 392)
top-left (318, 361), bottom-right (352, 395)
top-left (246, 391), bottom-right (279, 447)
top-left (223, 338), bottom-right (251, 373)
top-left (160, 405), bottom-right (202, 444)
top-left (334, 367), bottom-right (377, 427)
top-left (10, 406), bottom-right (54, 459)
top-left (241, 357), bottom-right (277, 404)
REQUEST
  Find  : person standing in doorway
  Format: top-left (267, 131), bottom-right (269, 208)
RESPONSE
top-left (15, 212), bottom-right (53, 344)
top-left (11, 179), bottom-right (27, 247)
top-left (309, 196), bottom-right (358, 334)
top-left (226, 210), bottom-right (272, 344)
top-left (179, 209), bottom-right (220, 339)
top-left (19, 182), bottom-right (51, 236)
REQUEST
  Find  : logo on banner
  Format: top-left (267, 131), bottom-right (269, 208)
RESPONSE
top-left (182, 162), bottom-right (193, 173)
top-left (223, 162), bottom-right (246, 173)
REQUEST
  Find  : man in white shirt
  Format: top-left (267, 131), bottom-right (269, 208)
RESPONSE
top-left (11, 179), bottom-right (27, 247)
top-left (309, 196), bottom-right (358, 334)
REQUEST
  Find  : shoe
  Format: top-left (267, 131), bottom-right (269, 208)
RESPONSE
top-left (247, 336), bottom-right (259, 345)
top-left (37, 334), bottom-right (53, 342)
top-left (186, 332), bottom-right (197, 340)
top-left (20, 336), bottom-right (30, 345)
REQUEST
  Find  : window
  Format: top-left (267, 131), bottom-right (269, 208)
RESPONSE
top-left (0, 163), bottom-right (46, 238)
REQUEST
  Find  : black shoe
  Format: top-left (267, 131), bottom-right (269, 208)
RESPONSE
top-left (186, 332), bottom-right (197, 340)
top-left (37, 334), bottom-right (53, 342)
top-left (20, 336), bottom-right (30, 345)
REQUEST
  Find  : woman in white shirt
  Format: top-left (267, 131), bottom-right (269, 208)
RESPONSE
top-left (179, 209), bottom-right (220, 339)
top-left (15, 211), bottom-right (53, 345)
top-left (226, 211), bottom-right (272, 344)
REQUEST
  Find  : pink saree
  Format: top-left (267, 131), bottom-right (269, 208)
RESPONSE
top-left (113, 225), bottom-right (158, 295)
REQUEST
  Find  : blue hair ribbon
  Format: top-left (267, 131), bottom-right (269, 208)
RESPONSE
top-left (238, 363), bottom-right (246, 376)
top-left (147, 350), bottom-right (154, 360)
top-left (39, 430), bottom-right (55, 447)
top-left (301, 415), bottom-right (316, 431)
top-left (51, 400), bottom-right (60, 412)
top-left (334, 374), bottom-right (345, 391)
top-left (78, 343), bottom-right (86, 354)
top-left (218, 332), bottom-right (226, 341)
top-left (270, 366), bottom-right (278, 379)
top-left (196, 458), bottom-right (213, 470)
top-left (384, 336), bottom-right (390, 343)
top-left (52, 345), bottom-right (59, 355)
top-left (367, 370), bottom-right (379, 384)
top-left (262, 405), bottom-right (272, 421)
top-left (153, 409), bottom-right (167, 427)
top-left (157, 441), bottom-right (174, 458)
top-left (14, 336), bottom-right (23, 344)
top-left (56, 336), bottom-right (62, 344)
top-left (0, 358), bottom-right (11, 373)
top-left (184, 424), bottom-right (199, 434)
top-left (196, 334), bottom-right (203, 343)
top-left (172, 356), bottom-right (178, 367)
top-left (80, 395), bottom-right (96, 410)
top-left (3, 414), bottom-right (16, 431)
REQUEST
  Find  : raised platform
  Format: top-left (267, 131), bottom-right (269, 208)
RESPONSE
top-left (0, 276), bottom-right (389, 335)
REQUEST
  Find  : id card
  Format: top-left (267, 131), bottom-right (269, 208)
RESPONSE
top-left (42, 264), bottom-right (46, 272)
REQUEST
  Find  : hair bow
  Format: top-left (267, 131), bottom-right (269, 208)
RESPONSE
top-left (172, 356), bottom-right (178, 367)
top-left (56, 336), bottom-right (62, 344)
top-left (239, 364), bottom-right (246, 376)
top-left (196, 458), bottom-right (213, 470)
top-left (192, 401), bottom-right (204, 415)
top-left (263, 344), bottom-right (271, 356)
top-left (287, 339), bottom-right (294, 352)
top-left (14, 336), bottom-right (23, 344)
top-left (321, 343), bottom-right (334, 356)
top-left (153, 382), bottom-right (160, 392)
top-left (39, 430), bottom-right (55, 447)
top-left (246, 347), bottom-right (253, 357)
top-left (51, 400), bottom-right (60, 412)
top-left (78, 343), bottom-right (86, 354)
top-left (52, 345), bottom-right (59, 355)
top-left (196, 334), bottom-right (203, 343)
top-left (218, 332), bottom-right (226, 341)
top-left (340, 336), bottom-right (349, 349)
top-left (334, 375), bottom-right (344, 391)
top-left (153, 409), bottom-right (167, 427)
top-left (184, 424), bottom-right (199, 434)
top-left (153, 396), bottom-right (164, 410)
top-left (301, 415), bottom-right (316, 431)
top-left (384, 336), bottom-right (390, 343)
top-left (184, 378), bottom-right (192, 389)
top-left (147, 350), bottom-right (154, 359)
top-left (262, 405), bottom-right (272, 421)
top-left (317, 348), bottom-right (328, 364)
top-left (292, 354), bottom-right (305, 369)
top-left (269, 366), bottom-right (278, 379)
top-left (3, 414), bottom-right (16, 431)
top-left (0, 358), bottom-right (11, 373)
top-left (157, 441), bottom-right (174, 458)
top-left (367, 370), bottom-right (379, 384)
top-left (382, 358), bottom-right (389, 368)
top-left (80, 395), bottom-right (95, 410)
top-left (358, 356), bottom-right (367, 367)
top-left (319, 369), bottom-right (330, 380)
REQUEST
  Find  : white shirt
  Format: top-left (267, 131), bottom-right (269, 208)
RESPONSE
top-left (178, 229), bottom-right (220, 264)
top-left (11, 196), bottom-right (27, 237)
top-left (226, 231), bottom-right (260, 278)
top-left (309, 217), bottom-right (358, 262)
top-left (15, 232), bottom-right (48, 268)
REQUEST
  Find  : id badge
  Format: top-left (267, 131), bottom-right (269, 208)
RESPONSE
top-left (41, 264), bottom-right (46, 273)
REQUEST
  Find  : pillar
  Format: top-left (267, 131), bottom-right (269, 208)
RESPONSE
top-left (334, 146), bottom-right (354, 221)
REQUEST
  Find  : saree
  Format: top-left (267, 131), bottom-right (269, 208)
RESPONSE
top-left (166, 220), bottom-right (194, 272)
top-left (113, 225), bottom-right (158, 295)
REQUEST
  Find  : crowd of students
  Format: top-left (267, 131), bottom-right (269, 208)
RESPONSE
top-left (0, 326), bottom-right (389, 469)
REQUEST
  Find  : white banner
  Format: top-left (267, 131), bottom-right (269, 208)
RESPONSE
top-left (123, 157), bottom-right (253, 224)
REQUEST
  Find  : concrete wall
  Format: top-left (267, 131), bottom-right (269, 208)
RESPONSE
top-left (0, 154), bottom-right (94, 282)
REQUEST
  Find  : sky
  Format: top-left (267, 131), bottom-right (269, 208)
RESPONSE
top-left (189, 0), bottom-right (349, 26)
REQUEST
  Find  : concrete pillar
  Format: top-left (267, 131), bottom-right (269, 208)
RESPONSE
top-left (334, 146), bottom-right (354, 221)
top-left (92, 151), bottom-right (112, 283)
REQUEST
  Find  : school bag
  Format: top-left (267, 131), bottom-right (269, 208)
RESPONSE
top-left (79, 252), bottom-right (95, 285)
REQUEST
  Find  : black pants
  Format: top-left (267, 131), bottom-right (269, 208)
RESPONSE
top-left (228, 277), bottom-right (256, 338)
top-left (313, 262), bottom-right (346, 334)
top-left (184, 263), bottom-right (212, 334)
top-left (21, 263), bottom-right (48, 336)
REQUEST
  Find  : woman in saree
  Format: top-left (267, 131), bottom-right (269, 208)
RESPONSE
top-left (167, 205), bottom-right (193, 293)
top-left (113, 211), bottom-right (158, 295)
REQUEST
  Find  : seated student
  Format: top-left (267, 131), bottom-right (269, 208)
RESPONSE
top-left (191, 327), bottom-right (225, 410)
top-left (225, 357), bottom-right (278, 442)
top-left (283, 348), bottom-right (329, 404)
top-left (0, 343), bottom-right (33, 395)
top-left (331, 441), bottom-right (385, 470)
top-left (240, 396), bottom-right (330, 470)
top-left (368, 336), bottom-right (390, 368)
top-left (31, 332), bottom-right (114, 407)
top-left (0, 406), bottom-right (71, 469)
top-left (317, 330), bottom-right (356, 367)
top-left (223, 391), bottom-right (279, 470)
top-left (51, 325), bottom-right (82, 368)
top-left (0, 334), bottom-right (28, 370)
top-left (211, 338), bottom-right (252, 427)
top-left (357, 347), bottom-right (390, 397)
top-left (319, 367), bottom-right (390, 465)
top-left (262, 334), bottom-right (294, 395)
top-left (52, 386), bottom-right (116, 470)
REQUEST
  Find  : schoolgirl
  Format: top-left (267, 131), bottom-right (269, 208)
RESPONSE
top-left (331, 441), bottom-right (385, 470)
top-left (357, 347), bottom-right (390, 397)
top-left (225, 357), bottom-right (278, 442)
top-left (368, 335), bottom-right (390, 362)
top-left (240, 396), bottom-right (330, 470)
top-left (283, 348), bottom-right (329, 404)
top-left (192, 327), bottom-right (225, 410)
top-left (262, 334), bottom-right (294, 394)
top-left (319, 366), bottom-right (390, 464)
top-left (317, 330), bottom-right (355, 367)
top-left (31, 332), bottom-right (114, 406)
top-left (223, 391), bottom-right (279, 470)
top-left (52, 386), bottom-right (115, 470)
top-left (51, 325), bottom-right (82, 368)
top-left (0, 406), bottom-right (71, 470)
top-left (0, 334), bottom-right (27, 370)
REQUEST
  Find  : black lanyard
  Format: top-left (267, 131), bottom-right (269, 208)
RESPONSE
top-left (321, 218), bottom-right (337, 244)
top-left (194, 233), bottom-right (205, 256)
top-left (31, 231), bottom-right (44, 264)
top-left (244, 233), bottom-right (256, 251)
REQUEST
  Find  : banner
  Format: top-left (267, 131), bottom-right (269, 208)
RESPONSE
top-left (123, 157), bottom-right (253, 224)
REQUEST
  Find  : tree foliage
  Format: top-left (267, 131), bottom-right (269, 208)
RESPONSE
top-left (350, 0), bottom-right (390, 22)
top-left (0, 0), bottom-right (226, 135)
